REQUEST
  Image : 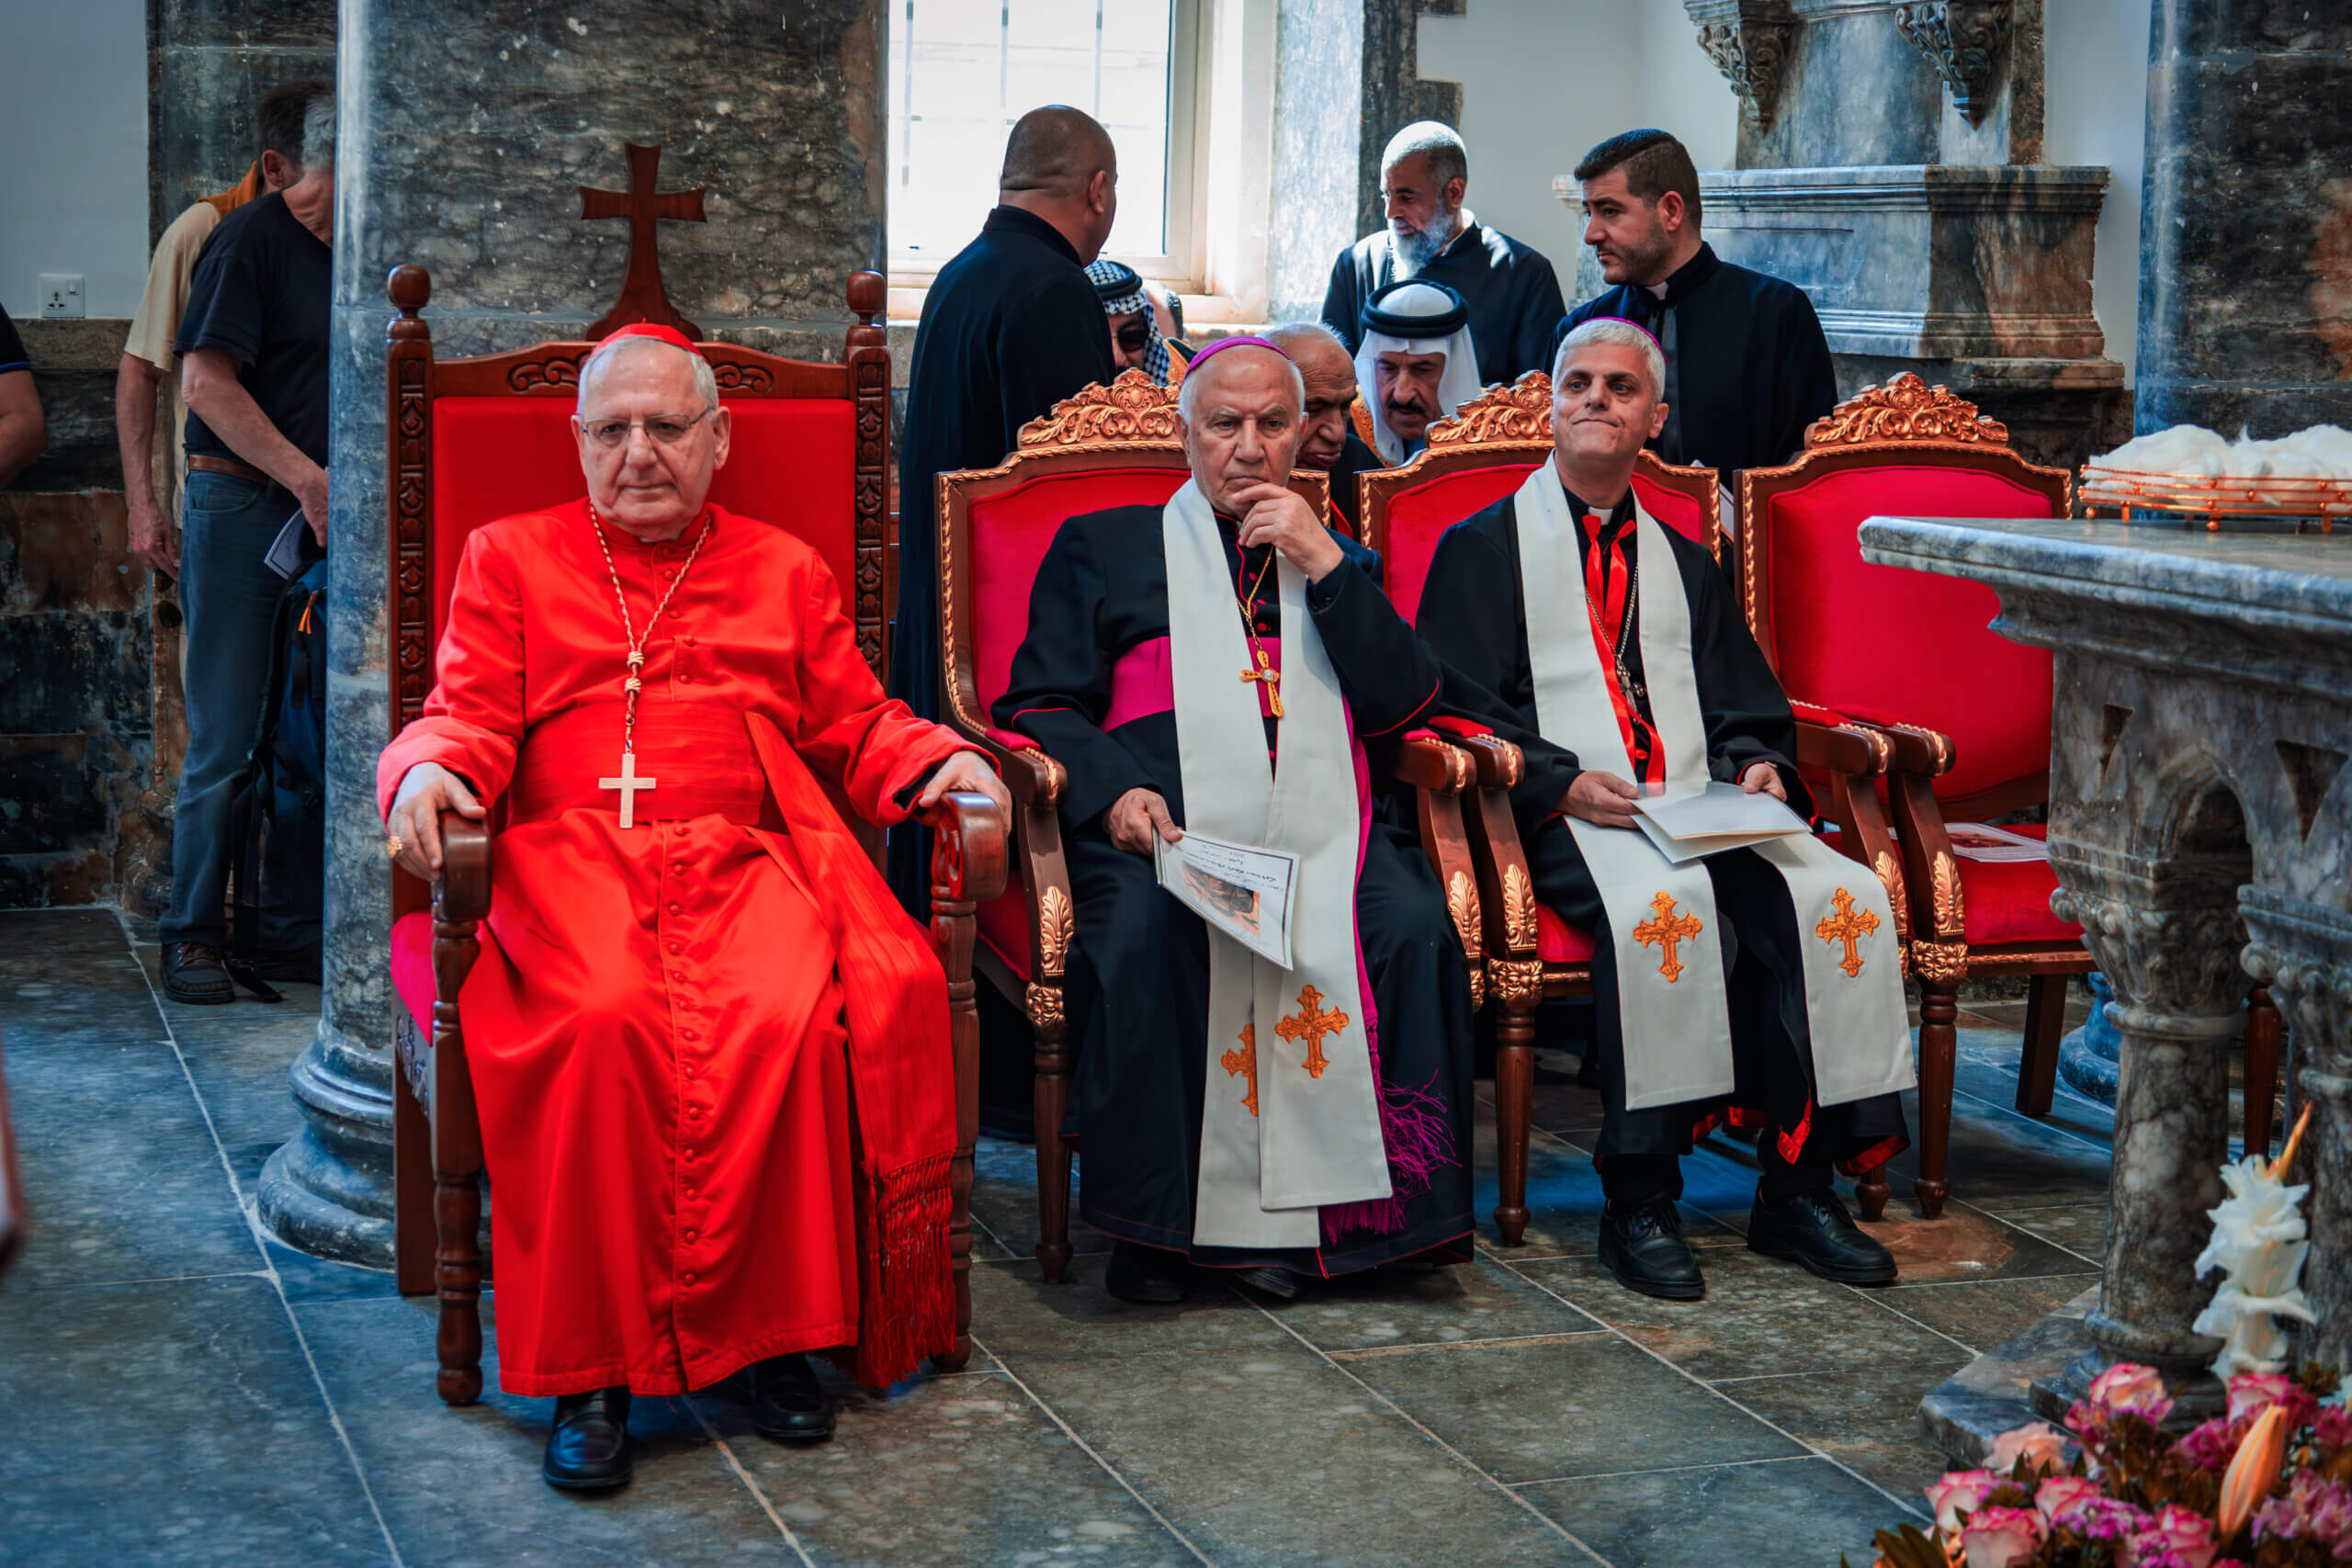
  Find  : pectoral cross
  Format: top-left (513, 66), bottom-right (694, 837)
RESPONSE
top-left (1276, 985), bottom-right (1350, 1079)
top-left (1814, 887), bottom-right (1880, 978)
top-left (599, 752), bottom-right (659, 829)
top-left (1239, 648), bottom-right (1283, 718)
top-left (1633, 891), bottom-right (1702, 984)
top-left (1220, 1025), bottom-right (1260, 1117)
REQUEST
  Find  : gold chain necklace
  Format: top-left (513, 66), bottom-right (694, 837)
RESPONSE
top-left (1236, 545), bottom-right (1283, 718)
top-left (588, 503), bottom-right (714, 827)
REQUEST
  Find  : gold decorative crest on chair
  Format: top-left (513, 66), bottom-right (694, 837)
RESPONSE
top-left (1426, 374), bottom-right (1557, 448)
top-left (1016, 369), bottom-right (1182, 450)
top-left (1804, 372), bottom-right (2009, 449)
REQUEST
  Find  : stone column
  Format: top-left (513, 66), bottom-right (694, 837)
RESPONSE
top-left (2041, 845), bottom-right (2247, 1420)
top-left (149, 0), bottom-right (337, 245)
top-left (2133, 2), bottom-right (2352, 435)
top-left (260, 0), bottom-right (886, 1267)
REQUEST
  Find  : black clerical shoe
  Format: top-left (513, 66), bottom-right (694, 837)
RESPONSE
top-left (1599, 1196), bottom-right (1706, 1301)
top-left (542, 1386), bottom-right (632, 1491)
top-left (162, 942), bottom-right (235, 1005)
top-left (1747, 1187), bottom-right (1898, 1286)
top-left (1103, 1240), bottom-right (1189, 1304)
top-left (749, 1352), bottom-right (836, 1444)
top-left (1230, 1265), bottom-right (1303, 1301)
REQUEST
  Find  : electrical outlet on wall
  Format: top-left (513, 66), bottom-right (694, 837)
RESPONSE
top-left (40, 275), bottom-right (85, 319)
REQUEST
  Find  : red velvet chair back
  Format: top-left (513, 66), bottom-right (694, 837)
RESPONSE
top-left (1360, 374), bottom-right (1721, 626)
top-left (1736, 377), bottom-right (2072, 812)
top-left (385, 266), bottom-right (892, 742)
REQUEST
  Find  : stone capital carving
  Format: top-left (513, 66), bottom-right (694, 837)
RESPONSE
top-left (1684, 1), bottom-right (1797, 134)
top-left (2241, 888), bottom-right (2352, 1078)
top-left (1893, 1), bottom-right (2011, 125)
top-left (2046, 840), bottom-right (2249, 1026)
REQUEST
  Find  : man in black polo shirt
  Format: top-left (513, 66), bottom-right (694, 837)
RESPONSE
top-left (163, 77), bottom-right (334, 1004)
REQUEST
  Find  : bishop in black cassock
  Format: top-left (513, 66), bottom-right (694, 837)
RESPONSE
top-left (993, 338), bottom-right (1476, 1301)
top-left (889, 109), bottom-right (1121, 910)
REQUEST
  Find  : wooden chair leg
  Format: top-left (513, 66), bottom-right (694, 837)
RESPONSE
top-left (1854, 1158), bottom-right (1891, 1222)
top-left (2015, 973), bottom-right (2067, 1117)
top-left (2245, 984), bottom-right (2282, 1158)
top-left (429, 881), bottom-right (487, 1407)
top-left (1032, 992), bottom-right (1074, 1282)
top-left (392, 1025), bottom-right (436, 1296)
top-left (1493, 991), bottom-right (1535, 1246)
top-left (930, 848), bottom-right (982, 1374)
top-left (1916, 977), bottom-right (1958, 1219)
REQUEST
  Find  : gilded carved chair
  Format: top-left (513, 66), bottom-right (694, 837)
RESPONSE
top-left (933, 370), bottom-right (1484, 1280)
top-left (381, 265), bottom-right (1005, 1404)
top-left (1360, 374), bottom-right (1911, 1239)
top-left (1736, 376), bottom-right (2092, 1218)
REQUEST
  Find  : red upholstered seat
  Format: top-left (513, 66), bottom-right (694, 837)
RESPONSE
top-left (390, 910), bottom-right (433, 1035)
top-left (1948, 824), bottom-right (2081, 948)
top-left (1535, 904), bottom-right (1597, 965)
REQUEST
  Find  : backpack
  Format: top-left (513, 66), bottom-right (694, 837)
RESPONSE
top-left (224, 557), bottom-right (327, 1001)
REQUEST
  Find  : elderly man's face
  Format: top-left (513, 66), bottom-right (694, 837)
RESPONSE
top-left (574, 344), bottom-right (731, 540)
top-left (1179, 350), bottom-right (1304, 513)
top-left (1551, 342), bottom-right (1666, 469)
top-left (1107, 310), bottom-right (1151, 371)
top-left (1283, 337), bottom-right (1359, 470)
top-left (1383, 153), bottom-right (1464, 263)
top-left (1374, 350), bottom-right (1449, 445)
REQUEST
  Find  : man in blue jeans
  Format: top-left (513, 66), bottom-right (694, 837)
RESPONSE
top-left (164, 79), bottom-right (335, 1004)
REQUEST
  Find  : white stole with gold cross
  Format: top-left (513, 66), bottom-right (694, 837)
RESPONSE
top-left (1164, 479), bottom-right (1391, 1247)
top-left (1513, 466), bottom-right (1914, 1112)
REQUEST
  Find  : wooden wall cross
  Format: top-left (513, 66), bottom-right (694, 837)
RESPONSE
top-left (580, 142), bottom-right (707, 341)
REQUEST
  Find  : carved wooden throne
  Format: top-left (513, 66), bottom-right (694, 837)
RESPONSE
top-left (933, 370), bottom-right (1485, 1279)
top-left (1361, 374), bottom-right (1914, 1239)
top-left (382, 265), bottom-right (1005, 1404)
top-left (1737, 376), bottom-right (2088, 1218)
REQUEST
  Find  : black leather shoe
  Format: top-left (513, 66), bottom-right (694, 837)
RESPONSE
top-left (543, 1387), bottom-right (632, 1491)
top-left (749, 1353), bottom-right (835, 1444)
top-left (1747, 1187), bottom-right (1898, 1285)
top-left (162, 942), bottom-right (235, 1005)
top-left (1600, 1196), bottom-right (1705, 1301)
top-left (1103, 1240), bottom-right (1188, 1303)
top-left (1231, 1265), bottom-right (1303, 1300)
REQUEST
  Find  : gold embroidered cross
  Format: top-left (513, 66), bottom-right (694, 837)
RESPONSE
top-left (1275, 985), bottom-right (1349, 1079)
top-left (1633, 891), bottom-right (1702, 984)
top-left (1814, 887), bottom-right (1880, 978)
top-left (1220, 1025), bottom-right (1259, 1117)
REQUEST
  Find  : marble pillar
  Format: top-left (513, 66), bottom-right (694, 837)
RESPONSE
top-left (149, 0), bottom-right (337, 245)
top-left (2133, 2), bottom-right (2352, 436)
top-left (261, 0), bottom-right (887, 1267)
top-left (1353, 0), bottom-right (1463, 241)
top-left (1267, 0), bottom-right (1365, 321)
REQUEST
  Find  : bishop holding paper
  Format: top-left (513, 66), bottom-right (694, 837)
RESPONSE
top-left (993, 336), bottom-right (1478, 1304)
top-left (1415, 319), bottom-right (1914, 1303)
top-left (377, 325), bottom-right (1010, 1492)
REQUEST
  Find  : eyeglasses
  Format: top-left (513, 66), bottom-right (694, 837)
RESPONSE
top-left (575, 408), bottom-right (713, 450)
top-left (1114, 321), bottom-right (1151, 354)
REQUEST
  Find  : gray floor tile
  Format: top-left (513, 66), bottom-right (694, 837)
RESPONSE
top-left (1695, 1194), bottom-right (2099, 1286)
top-left (966, 1134), bottom-right (1109, 1264)
top-left (0, 1275), bottom-right (392, 1565)
top-left (294, 1294), bottom-right (791, 1566)
top-left (696, 1366), bottom-right (1197, 1567)
top-left (1341, 1334), bottom-right (1804, 1483)
top-left (1518, 1455), bottom-right (1907, 1567)
top-left (968, 1248), bottom-right (1297, 1361)
top-left (1470, 1117), bottom-right (1743, 1262)
top-left (1873, 1273), bottom-right (2102, 1356)
top-left (1004, 1329), bottom-right (1584, 1565)
top-left (1713, 1352), bottom-right (1969, 1506)
top-left (1996, 1202), bottom-right (2109, 1264)
top-left (1875, 1083), bottom-right (2114, 1216)
top-left (134, 942), bottom-right (321, 1162)
top-left (1260, 1253), bottom-right (1604, 1352)
top-left (1510, 1247), bottom-right (1966, 1382)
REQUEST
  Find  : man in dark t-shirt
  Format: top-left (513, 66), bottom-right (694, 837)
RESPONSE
top-left (0, 304), bottom-right (46, 489)
top-left (161, 77), bottom-right (334, 1004)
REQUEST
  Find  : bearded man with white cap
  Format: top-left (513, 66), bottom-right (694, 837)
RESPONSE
top-left (992, 335), bottom-right (1477, 1305)
top-left (1355, 279), bottom-right (1487, 465)
top-left (1415, 318), bottom-right (1914, 1303)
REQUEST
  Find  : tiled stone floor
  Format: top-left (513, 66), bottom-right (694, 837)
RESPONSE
top-left (0, 907), bottom-right (2125, 1566)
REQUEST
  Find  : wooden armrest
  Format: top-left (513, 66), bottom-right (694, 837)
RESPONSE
top-left (434, 814), bottom-right (492, 924)
top-left (941, 719), bottom-right (1068, 809)
top-left (1390, 730), bottom-right (1472, 795)
top-left (1839, 716), bottom-right (1954, 778)
top-left (1794, 718), bottom-right (1892, 779)
top-left (924, 791), bottom-right (1010, 904)
top-left (1448, 731), bottom-right (1526, 793)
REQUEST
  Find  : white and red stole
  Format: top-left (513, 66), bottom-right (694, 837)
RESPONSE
top-left (1511, 466), bottom-right (1914, 1112)
top-left (1161, 479), bottom-right (1392, 1247)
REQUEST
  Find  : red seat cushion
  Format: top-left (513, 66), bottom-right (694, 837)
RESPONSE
top-left (1758, 464), bottom-right (2061, 804)
top-left (1950, 824), bottom-right (2082, 947)
top-left (975, 857), bottom-right (1033, 983)
top-left (1536, 904), bottom-right (1597, 965)
top-left (1377, 461), bottom-right (1544, 625)
top-left (390, 910), bottom-right (434, 1035)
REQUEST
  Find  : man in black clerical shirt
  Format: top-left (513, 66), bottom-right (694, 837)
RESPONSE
top-left (1322, 123), bottom-right (1566, 386)
top-left (162, 77), bottom-right (334, 1004)
top-left (1552, 129), bottom-right (1837, 485)
top-left (890, 105), bottom-right (1123, 912)
top-left (1264, 321), bottom-right (1382, 533)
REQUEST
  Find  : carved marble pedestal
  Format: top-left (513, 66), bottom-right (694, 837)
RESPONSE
top-left (1861, 515), bottom-right (2352, 1437)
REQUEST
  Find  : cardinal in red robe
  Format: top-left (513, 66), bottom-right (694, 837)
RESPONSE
top-left (378, 323), bottom-right (1009, 1493)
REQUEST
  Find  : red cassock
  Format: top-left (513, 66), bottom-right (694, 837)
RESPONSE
top-left (378, 499), bottom-right (967, 1398)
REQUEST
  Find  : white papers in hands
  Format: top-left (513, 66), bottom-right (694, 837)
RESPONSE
top-left (1945, 822), bottom-right (2050, 863)
top-left (1631, 780), bottom-right (1809, 866)
top-left (1155, 830), bottom-right (1299, 969)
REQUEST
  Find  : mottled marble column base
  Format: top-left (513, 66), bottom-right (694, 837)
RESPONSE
top-left (256, 1021), bottom-right (397, 1269)
top-left (1920, 1284), bottom-right (2098, 1464)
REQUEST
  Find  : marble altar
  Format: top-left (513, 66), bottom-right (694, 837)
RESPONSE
top-left (1860, 513), bottom-right (2352, 1444)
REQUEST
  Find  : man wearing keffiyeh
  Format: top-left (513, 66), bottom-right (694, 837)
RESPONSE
top-left (1087, 257), bottom-right (1173, 385)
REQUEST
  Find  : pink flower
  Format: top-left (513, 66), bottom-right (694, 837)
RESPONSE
top-left (2256, 1472), bottom-right (2352, 1548)
top-left (1926, 1470), bottom-right (2000, 1533)
top-left (2313, 1404), bottom-right (2352, 1459)
top-left (2228, 1371), bottom-right (2296, 1422)
top-left (1960, 1506), bottom-right (2046, 1568)
top-left (2035, 1474), bottom-right (2104, 1527)
top-left (2090, 1362), bottom-right (2177, 1426)
top-left (2070, 1497), bottom-right (2155, 1543)
top-left (2123, 1504), bottom-right (2220, 1568)
top-left (1988, 1421), bottom-right (2070, 1477)
top-left (2176, 1416), bottom-right (2245, 1473)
